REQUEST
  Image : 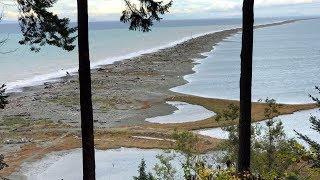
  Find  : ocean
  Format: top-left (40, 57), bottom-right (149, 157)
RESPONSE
top-left (0, 18), bottom-right (283, 92)
top-left (7, 17), bottom-right (320, 180)
top-left (172, 18), bottom-right (320, 104)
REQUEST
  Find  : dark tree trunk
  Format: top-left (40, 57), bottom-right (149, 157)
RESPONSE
top-left (238, 0), bottom-right (254, 173)
top-left (77, 0), bottom-right (96, 179)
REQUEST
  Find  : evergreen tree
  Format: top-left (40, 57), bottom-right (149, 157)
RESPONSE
top-left (121, 0), bottom-right (172, 32)
top-left (296, 86), bottom-right (320, 168)
top-left (133, 159), bottom-right (155, 180)
top-left (17, 0), bottom-right (77, 52)
top-left (16, 1), bottom-right (172, 179)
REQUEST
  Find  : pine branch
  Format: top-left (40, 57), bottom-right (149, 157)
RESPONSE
top-left (120, 0), bottom-right (172, 32)
top-left (17, 0), bottom-right (77, 52)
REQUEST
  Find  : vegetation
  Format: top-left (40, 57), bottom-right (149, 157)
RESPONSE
top-left (17, 0), bottom-right (77, 52)
top-left (121, 0), bottom-right (172, 32)
top-left (154, 153), bottom-right (177, 180)
top-left (14, 0), bottom-right (172, 178)
top-left (136, 98), bottom-right (320, 179)
top-left (296, 86), bottom-right (320, 168)
top-left (215, 99), bottom-right (319, 179)
top-left (134, 159), bottom-right (156, 180)
top-left (1, 0), bottom-right (318, 179)
top-left (172, 131), bottom-right (199, 179)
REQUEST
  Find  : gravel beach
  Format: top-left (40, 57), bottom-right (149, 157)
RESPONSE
top-left (0, 20), bottom-right (300, 128)
top-left (1, 19), bottom-right (317, 177)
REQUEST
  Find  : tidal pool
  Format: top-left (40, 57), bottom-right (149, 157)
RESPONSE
top-left (145, 101), bottom-right (215, 124)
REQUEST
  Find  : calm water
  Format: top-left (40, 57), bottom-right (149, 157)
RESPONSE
top-left (0, 18), bottom-right (283, 92)
top-left (16, 148), bottom-right (220, 180)
top-left (15, 148), bottom-right (172, 180)
top-left (172, 19), bottom-right (320, 104)
top-left (198, 108), bottom-right (320, 145)
top-left (6, 18), bottom-right (320, 179)
top-left (145, 101), bottom-right (215, 124)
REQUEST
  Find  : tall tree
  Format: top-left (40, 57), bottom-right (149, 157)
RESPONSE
top-left (238, 0), bottom-right (254, 173)
top-left (76, 0), bottom-right (95, 179)
top-left (17, 0), bottom-right (171, 179)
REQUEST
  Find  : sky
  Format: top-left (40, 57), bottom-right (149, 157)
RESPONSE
top-left (0, 0), bottom-right (319, 22)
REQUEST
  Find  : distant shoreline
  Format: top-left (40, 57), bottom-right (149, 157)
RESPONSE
top-left (2, 19), bottom-right (304, 126)
top-left (4, 18), bottom-right (301, 93)
top-left (1, 18), bottom-right (317, 177)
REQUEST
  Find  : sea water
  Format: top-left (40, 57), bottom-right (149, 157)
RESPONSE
top-left (3, 18), bottom-right (320, 179)
top-left (172, 19), bottom-right (320, 104)
top-left (0, 18), bottom-right (282, 92)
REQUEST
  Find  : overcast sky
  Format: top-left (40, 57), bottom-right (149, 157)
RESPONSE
top-left (1, 0), bottom-right (320, 22)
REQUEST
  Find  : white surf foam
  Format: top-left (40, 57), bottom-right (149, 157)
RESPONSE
top-left (5, 28), bottom-right (229, 93)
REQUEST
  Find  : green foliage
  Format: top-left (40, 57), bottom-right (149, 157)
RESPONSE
top-left (217, 99), bottom-right (311, 179)
top-left (251, 99), bottom-right (307, 178)
top-left (216, 104), bottom-right (240, 123)
top-left (154, 153), bottom-right (176, 180)
top-left (136, 97), bottom-right (320, 179)
top-left (133, 159), bottom-right (155, 180)
top-left (121, 0), bottom-right (172, 32)
top-left (17, 0), bottom-right (77, 52)
top-left (251, 138), bottom-right (307, 179)
top-left (172, 130), bottom-right (199, 179)
top-left (296, 86), bottom-right (320, 168)
top-left (0, 116), bottom-right (52, 129)
top-left (0, 84), bottom-right (8, 109)
top-left (172, 130), bottom-right (199, 155)
top-left (261, 98), bottom-right (283, 172)
top-left (212, 168), bottom-right (237, 180)
top-left (215, 104), bottom-right (240, 164)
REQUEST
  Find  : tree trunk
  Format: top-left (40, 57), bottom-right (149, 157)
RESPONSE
top-left (77, 0), bottom-right (96, 179)
top-left (238, 0), bottom-right (254, 173)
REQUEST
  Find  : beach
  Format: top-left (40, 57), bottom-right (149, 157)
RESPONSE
top-left (0, 19), bottom-right (304, 127)
top-left (0, 19), bottom-right (318, 177)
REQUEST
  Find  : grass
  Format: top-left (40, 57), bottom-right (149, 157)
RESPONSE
top-left (0, 116), bottom-right (31, 127)
top-left (0, 116), bottom-right (54, 128)
top-left (46, 95), bottom-right (79, 107)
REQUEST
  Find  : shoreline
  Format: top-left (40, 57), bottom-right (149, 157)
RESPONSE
top-left (1, 19), bottom-right (304, 127)
top-left (4, 26), bottom-right (231, 93)
top-left (5, 19), bottom-right (299, 94)
top-left (0, 19), bottom-right (317, 177)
